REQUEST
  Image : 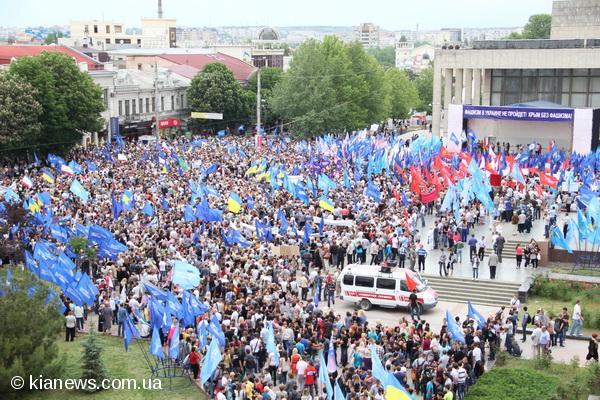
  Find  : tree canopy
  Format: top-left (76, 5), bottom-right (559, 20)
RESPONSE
top-left (413, 67), bottom-right (434, 113)
top-left (0, 73), bottom-right (43, 151)
top-left (366, 46), bottom-right (396, 68)
top-left (508, 14), bottom-right (552, 39)
top-left (270, 36), bottom-right (391, 136)
top-left (187, 62), bottom-right (251, 132)
top-left (6, 52), bottom-right (104, 153)
top-left (384, 68), bottom-right (420, 120)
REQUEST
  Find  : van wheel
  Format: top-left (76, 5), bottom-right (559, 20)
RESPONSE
top-left (359, 299), bottom-right (372, 311)
top-left (417, 303), bottom-right (424, 315)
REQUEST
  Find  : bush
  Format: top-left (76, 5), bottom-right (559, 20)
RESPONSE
top-left (534, 353), bottom-right (553, 370)
top-left (466, 368), bottom-right (557, 400)
top-left (588, 361), bottom-right (600, 394)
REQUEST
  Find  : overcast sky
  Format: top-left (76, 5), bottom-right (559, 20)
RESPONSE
top-left (1, 0), bottom-right (555, 30)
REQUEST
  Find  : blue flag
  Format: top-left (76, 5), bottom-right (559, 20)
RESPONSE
top-left (69, 180), bottom-right (89, 203)
top-left (303, 222), bottom-right (312, 244)
top-left (111, 194), bottom-right (122, 220)
top-left (142, 201), bottom-right (154, 217)
top-left (265, 321), bottom-right (280, 367)
top-left (150, 326), bottom-right (164, 359)
top-left (277, 209), bottom-right (289, 236)
top-left (467, 300), bottom-right (487, 330)
top-left (172, 260), bottom-right (200, 289)
top-left (318, 350), bottom-right (333, 400)
top-left (201, 337), bottom-right (223, 383)
top-left (123, 314), bottom-right (141, 351)
top-left (366, 181), bottom-right (381, 203)
top-left (446, 310), bottom-right (465, 343)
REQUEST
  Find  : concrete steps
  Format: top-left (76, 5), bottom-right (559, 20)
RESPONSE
top-left (482, 239), bottom-right (532, 259)
top-left (422, 274), bottom-right (521, 308)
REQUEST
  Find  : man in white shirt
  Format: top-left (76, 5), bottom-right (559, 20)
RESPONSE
top-left (539, 326), bottom-right (551, 356)
top-left (296, 358), bottom-right (309, 391)
top-left (569, 300), bottom-right (583, 336)
top-left (530, 324), bottom-right (542, 358)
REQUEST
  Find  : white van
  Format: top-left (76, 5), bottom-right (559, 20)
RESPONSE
top-left (338, 264), bottom-right (438, 313)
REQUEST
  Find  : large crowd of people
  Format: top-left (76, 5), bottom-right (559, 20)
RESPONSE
top-left (1, 131), bottom-right (595, 399)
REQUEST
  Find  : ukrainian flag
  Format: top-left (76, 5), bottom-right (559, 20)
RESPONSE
top-left (41, 168), bottom-right (55, 184)
top-left (318, 196), bottom-right (334, 212)
top-left (227, 192), bottom-right (243, 214)
top-left (385, 386), bottom-right (413, 400)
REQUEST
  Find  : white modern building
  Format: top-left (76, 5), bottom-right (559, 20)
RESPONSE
top-left (355, 23), bottom-right (379, 49)
top-left (395, 42), bottom-right (434, 72)
top-left (432, 0), bottom-right (600, 153)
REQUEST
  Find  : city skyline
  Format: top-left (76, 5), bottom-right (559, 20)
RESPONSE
top-left (1, 0), bottom-right (554, 30)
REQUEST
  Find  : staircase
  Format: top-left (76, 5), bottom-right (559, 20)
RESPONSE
top-left (483, 239), bottom-right (531, 260)
top-left (422, 274), bottom-right (521, 307)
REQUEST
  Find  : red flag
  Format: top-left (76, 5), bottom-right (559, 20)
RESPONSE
top-left (392, 188), bottom-right (400, 200)
top-left (420, 188), bottom-right (439, 204)
top-left (539, 172), bottom-right (558, 188)
top-left (405, 271), bottom-right (418, 291)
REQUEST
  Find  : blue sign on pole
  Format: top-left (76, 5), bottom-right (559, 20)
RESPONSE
top-left (110, 117), bottom-right (120, 138)
top-left (463, 105), bottom-right (574, 122)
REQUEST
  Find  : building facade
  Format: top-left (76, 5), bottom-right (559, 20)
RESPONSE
top-left (355, 23), bottom-right (379, 49)
top-left (551, 0), bottom-right (600, 39)
top-left (65, 18), bottom-right (176, 50)
top-left (432, 40), bottom-right (600, 135)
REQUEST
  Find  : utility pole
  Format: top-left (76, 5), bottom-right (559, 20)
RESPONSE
top-left (256, 68), bottom-right (261, 136)
top-left (154, 58), bottom-right (160, 140)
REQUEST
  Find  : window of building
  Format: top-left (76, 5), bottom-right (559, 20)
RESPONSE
top-left (342, 275), bottom-right (354, 285)
top-left (124, 100), bottom-right (130, 116)
top-left (118, 100), bottom-right (123, 116)
top-left (106, 25), bottom-right (110, 34)
top-left (161, 96), bottom-right (165, 112)
top-left (376, 278), bottom-right (396, 290)
top-left (93, 25), bottom-right (98, 33)
top-left (132, 99), bottom-right (136, 115)
top-left (137, 63), bottom-right (142, 70)
top-left (137, 39), bottom-right (142, 45)
top-left (572, 77), bottom-right (588, 92)
top-left (171, 95), bottom-right (175, 110)
top-left (114, 25), bottom-right (122, 34)
top-left (146, 98), bottom-right (150, 113)
top-left (106, 38), bottom-right (111, 44)
top-left (181, 94), bottom-right (184, 108)
top-left (139, 98), bottom-right (143, 114)
top-left (354, 276), bottom-right (374, 288)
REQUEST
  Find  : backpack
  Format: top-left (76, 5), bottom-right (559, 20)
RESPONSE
top-left (526, 313), bottom-right (532, 325)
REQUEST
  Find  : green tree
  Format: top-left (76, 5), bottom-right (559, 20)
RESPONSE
top-left (43, 31), bottom-right (64, 45)
top-left (366, 46), bottom-right (396, 68)
top-left (80, 333), bottom-right (109, 393)
top-left (247, 67), bottom-right (284, 128)
top-left (345, 41), bottom-right (387, 126)
top-left (413, 67), bottom-right (434, 113)
top-left (0, 268), bottom-right (65, 398)
top-left (271, 36), bottom-right (384, 136)
top-left (0, 73), bottom-right (42, 150)
top-left (68, 236), bottom-right (97, 277)
top-left (187, 62), bottom-right (251, 132)
top-left (7, 52), bottom-right (104, 153)
top-left (384, 67), bottom-right (420, 119)
top-left (507, 14), bottom-right (552, 39)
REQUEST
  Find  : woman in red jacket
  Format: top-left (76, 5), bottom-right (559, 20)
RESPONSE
top-left (515, 244), bottom-right (523, 269)
top-left (188, 346), bottom-right (201, 380)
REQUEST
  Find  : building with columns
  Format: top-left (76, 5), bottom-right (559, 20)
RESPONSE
top-left (432, 0), bottom-right (600, 152)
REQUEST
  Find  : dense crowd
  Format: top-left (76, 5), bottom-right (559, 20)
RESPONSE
top-left (1, 132), bottom-right (593, 399)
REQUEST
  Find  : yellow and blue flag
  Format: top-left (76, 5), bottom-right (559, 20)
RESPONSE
top-left (227, 192), bottom-right (243, 214)
top-left (319, 196), bottom-right (334, 213)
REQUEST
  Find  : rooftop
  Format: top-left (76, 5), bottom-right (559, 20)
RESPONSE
top-left (467, 38), bottom-right (600, 50)
top-left (0, 45), bottom-right (103, 70)
top-left (159, 52), bottom-right (257, 81)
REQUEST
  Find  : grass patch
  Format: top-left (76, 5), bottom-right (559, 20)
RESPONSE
top-left (467, 357), bottom-right (598, 400)
top-left (21, 334), bottom-right (207, 400)
top-left (527, 275), bottom-right (600, 330)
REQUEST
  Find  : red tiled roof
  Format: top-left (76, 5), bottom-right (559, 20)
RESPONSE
top-left (0, 45), bottom-right (103, 70)
top-left (159, 52), bottom-right (257, 82)
top-left (167, 64), bottom-right (200, 80)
